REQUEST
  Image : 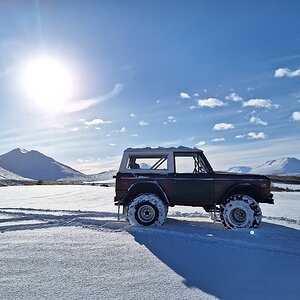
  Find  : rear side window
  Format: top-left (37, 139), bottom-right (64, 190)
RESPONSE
top-left (126, 155), bottom-right (168, 170)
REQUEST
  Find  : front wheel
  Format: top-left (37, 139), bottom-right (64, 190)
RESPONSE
top-left (220, 194), bottom-right (262, 229)
top-left (127, 194), bottom-right (167, 226)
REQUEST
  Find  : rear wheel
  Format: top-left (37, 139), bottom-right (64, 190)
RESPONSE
top-left (127, 193), bottom-right (167, 226)
top-left (220, 194), bottom-right (262, 229)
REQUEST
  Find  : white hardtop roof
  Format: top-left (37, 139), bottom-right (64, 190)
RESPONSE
top-left (124, 146), bottom-right (203, 153)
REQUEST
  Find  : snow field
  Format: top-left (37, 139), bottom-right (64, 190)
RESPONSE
top-left (272, 182), bottom-right (300, 190)
top-left (0, 185), bottom-right (300, 299)
top-left (1, 227), bottom-right (217, 300)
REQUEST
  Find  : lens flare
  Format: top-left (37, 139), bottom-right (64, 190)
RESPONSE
top-left (20, 56), bottom-right (74, 113)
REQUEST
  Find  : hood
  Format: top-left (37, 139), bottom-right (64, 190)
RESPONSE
top-left (214, 171), bottom-right (270, 181)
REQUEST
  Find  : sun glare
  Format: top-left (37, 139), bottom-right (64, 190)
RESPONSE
top-left (21, 56), bottom-right (74, 113)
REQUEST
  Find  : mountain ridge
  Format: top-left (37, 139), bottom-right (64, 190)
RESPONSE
top-left (0, 148), bottom-right (84, 180)
top-left (0, 148), bottom-right (117, 181)
top-left (227, 157), bottom-right (300, 175)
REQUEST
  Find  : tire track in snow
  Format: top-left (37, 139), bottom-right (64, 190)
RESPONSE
top-left (0, 207), bottom-right (123, 233)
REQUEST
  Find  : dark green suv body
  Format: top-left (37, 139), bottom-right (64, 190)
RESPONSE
top-left (115, 147), bottom-right (274, 228)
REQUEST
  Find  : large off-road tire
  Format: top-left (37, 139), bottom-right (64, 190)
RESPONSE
top-left (220, 194), bottom-right (262, 229)
top-left (127, 193), bottom-right (167, 226)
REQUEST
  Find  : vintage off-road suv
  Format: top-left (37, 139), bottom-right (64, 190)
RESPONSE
top-left (114, 147), bottom-right (274, 229)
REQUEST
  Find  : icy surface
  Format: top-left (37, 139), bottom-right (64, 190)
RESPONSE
top-left (0, 186), bottom-right (300, 299)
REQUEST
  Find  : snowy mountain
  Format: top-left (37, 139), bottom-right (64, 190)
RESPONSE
top-left (58, 170), bottom-right (117, 182)
top-left (86, 170), bottom-right (117, 181)
top-left (0, 166), bottom-right (32, 181)
top-left (0, 148), bottom-right (84, 181)
top-left (226, 166), bottom-right (252, 174)
top-left (227, 157), bottom-right (300, 175)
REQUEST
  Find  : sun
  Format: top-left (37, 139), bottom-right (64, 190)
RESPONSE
top-left (20, 56), bottom-right (74, 113)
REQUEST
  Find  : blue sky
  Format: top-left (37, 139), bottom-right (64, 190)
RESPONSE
top-left (0, 0), bottom-right (299, 173)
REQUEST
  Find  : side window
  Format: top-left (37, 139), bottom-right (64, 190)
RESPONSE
top-left (127, 155), bottom-right (168, 170)
top-left (175, 154), bottom-right (207, 173)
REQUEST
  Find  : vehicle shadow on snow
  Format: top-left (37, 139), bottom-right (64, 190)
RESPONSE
top-left (129, 218), bottom-right (300, 300)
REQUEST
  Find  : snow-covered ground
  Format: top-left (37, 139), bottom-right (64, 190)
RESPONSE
top-left (0, 186), bottom-right (300, 299)
top-left (272, 182), bottom-right (300, 190)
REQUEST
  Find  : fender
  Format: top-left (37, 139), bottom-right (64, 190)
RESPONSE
top-left (220, 182), bottom-right (264, 204)
top-left (122, 181), bottom-right (170, 206)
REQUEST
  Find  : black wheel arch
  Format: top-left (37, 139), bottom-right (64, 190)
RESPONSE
top-left (219, 183), bottom-right (263, 204)
top-left (122, 181), bottom-right (169, 206)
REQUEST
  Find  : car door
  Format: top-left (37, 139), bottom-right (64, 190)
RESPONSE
top-left (173, 152), bottom-right (214, 206)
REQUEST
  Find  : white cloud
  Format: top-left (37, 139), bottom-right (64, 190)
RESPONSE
top-left (109, 143), bottom-right (116, 146)
top-left (120, 127), bottom-right (127, 133)
top-left (130, 113), bottom-right (136, 118)
top-left (193, 93), bottom-right (199, 97)
top-left (292, 111), bottom-right (300, 121)
top-left (243, 99), bottom-right (278, 109)
top-left (66, 83), bottom-right (123, 113)
top-left (247, 132), bottom-right (268, 139)
top-left (235, 134), bottom-right (246, 139)
top-left (189, 105), bottom-right (197, 110)
top-left (203, 89), bottom-right (208, 93)
top-left (83, 118), bottom-right (112, 126)
top-left (274, 68), bottom-right (300, 78)
top-left (195, 141), bottom-right (206, 148)
top-left (95, 127), bottom-right (101, 130)
top-left (69, 127), bottom-right (79, 132)
top-left (213, 123), bottom-right (235, 131)
top-left (211, 138), bottom-right (225, 142)
top-left (131, 133), bottom-right (138, 137)
top-left (180, 92), bottom-right (190, 99)
top-left (197, 98), bottom-right (225, 108)
top-left (225, 92), bottom-right (243, 102)
top-left (77, 159), bottom-right (90, 163)
top-left (139, 120), bottom-right (149, 126)
top-left (167, 116), bottom-right (177, 123)
top-left (250, 116), bottom-right (268, 126)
